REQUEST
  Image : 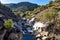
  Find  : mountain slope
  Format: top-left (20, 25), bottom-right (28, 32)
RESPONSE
top-left (6, 2), bottom-right (39, 12)
top-left (0, 3), bottom-right (18, 21)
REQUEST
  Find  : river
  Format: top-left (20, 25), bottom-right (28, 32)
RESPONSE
top-left (22, 34), bottom-right (36, 40)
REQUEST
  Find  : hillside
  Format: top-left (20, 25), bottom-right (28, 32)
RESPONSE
top-left (0, 3), bottom-right (18, 21)
top-left (28, 1), bottom-right (60, 40)
top-left (31, 0), bottom-right (60, 21)
top-left (6, 2), bottom-right (39, 12)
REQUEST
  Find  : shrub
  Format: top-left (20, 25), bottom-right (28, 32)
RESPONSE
top-left (4, 19), bottom-right (14, 30)
top-left (20, 13), bottom-right (24, 17)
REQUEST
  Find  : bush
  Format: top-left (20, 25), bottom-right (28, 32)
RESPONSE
top-left (4, 19), bottom-right (14, 30)
top-left (20, 12), bottom-right (24, 17)
top-left (43, 11), bottom-right (53, 21)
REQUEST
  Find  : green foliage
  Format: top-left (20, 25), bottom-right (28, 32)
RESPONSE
top-left (33, 7), bottom-right (40, 11)
top-left (26, 11), bottom-right (31, 16)
top-left (20, 12), bottom-right (24, 17)
top-left (26, 15), bottom-right (31, 19)
top-left (4, 19), bottom-right (14, 30)
top-left (25, 11), bottom-right (34, 19)
top-left (37, 16), bottom-right (43, 21)
top-left (43, 11), bottom-right (53, 21)
top-left (43, 9), bottom-right (58, 21)
top-left (16, 6), bottom-right (28, 12)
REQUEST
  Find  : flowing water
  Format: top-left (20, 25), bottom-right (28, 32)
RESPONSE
top-left (22, 34), bottom-right (36, 40)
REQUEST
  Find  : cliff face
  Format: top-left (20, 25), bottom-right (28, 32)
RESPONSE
top-left (0, 3), bottom-right (19, 22)
top-left (0, 3), bottom-right (21, 40)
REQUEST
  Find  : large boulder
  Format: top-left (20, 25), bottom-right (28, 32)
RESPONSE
top-left (3, 27), bottom-right (23, 40)
top-left (8, 33), bottom-right (18, 40)
top-left (8, 32), bottom-right (22, 40)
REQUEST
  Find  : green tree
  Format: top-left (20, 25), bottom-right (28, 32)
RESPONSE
top-left (4, 19), bottom-right (14, 30)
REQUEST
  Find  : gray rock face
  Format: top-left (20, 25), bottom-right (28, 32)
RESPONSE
top-left (0, 27), bottom-right (23, 40)
top-left (0, 3), bottom-right (22, 40)
top-left (0, 29), bottom-right (6, 40)
top-left (8, 33), bottom-right (18, 40)
top-left (0, 8), bottom-right (18, 21)
top-left (0, 3), bottom-right (19, 22)
top-left (8, 32), bottom-right (22, 40)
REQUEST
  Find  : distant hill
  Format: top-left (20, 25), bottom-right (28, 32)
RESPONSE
top-left (5, 2), bottom-right (39, 12)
